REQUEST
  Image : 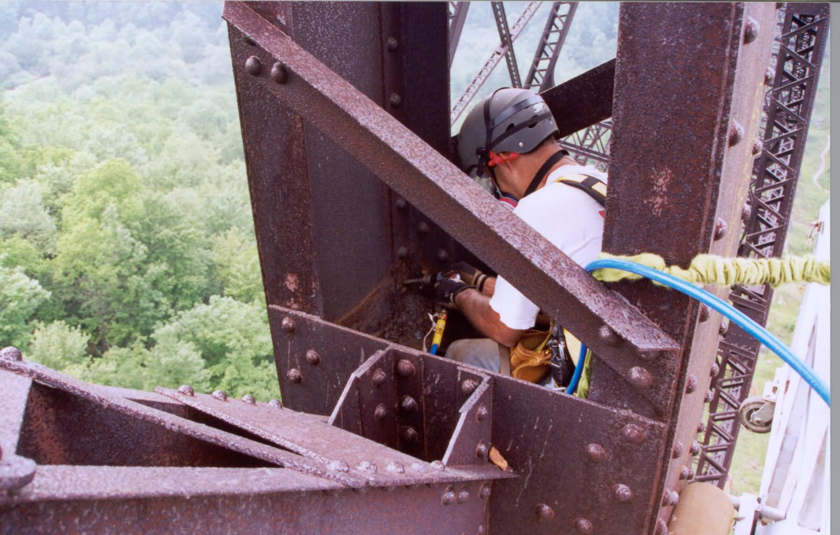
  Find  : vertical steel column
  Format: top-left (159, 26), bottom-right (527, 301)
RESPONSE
top-left (490, 2), bottom-right (522, 88)
top-left (448, 2), bottom-right (470, 68)
top-left (523, 2), bottom-right (578, 92)
top-left (696, 2), bottom-right (830, 488)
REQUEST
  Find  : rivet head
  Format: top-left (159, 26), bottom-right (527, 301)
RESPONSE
top-left (328, 460), bottom-right (350, 473)
top-left (535, 503), bottom-right (555, 522)
top-left (417, 222), bottom-right (430, 235)
top-left (461, 379), bottom-right (478, 395)
top-left (729, 121), bottom-right (744, 147)
top-left (742, 203), bottom-right (752, 222)
top-left (387, 36), bottom-right (398, 51)
top-left (389, 93), bottom-right (402, 107)
top-left (358, 461), bottom-right (377, 473)
top-left (479, 483), bottom-right (491, 500)
top-left (697, 423), bottom-right (706, 434)
top-left (401, 426), bottom-right (419, 443)
top-left (752, 139), bottom-right (763, 155)
top-left (400, 396), bottom-right (419, 412)
top-left (710, 363), bottom-right (721, 377)
top-left (305, 349), bottom-right (321, 366)
top-left (476, 404), bottom-right (489, 422)
top-left (704, 389), bottom-right (714, 403)
top-left (287, 368), bottom-right (302, 383)
top-left (680, 466), bottom-right (691, 479)
top-left (764, 67), bottom-right (775, 85)
top-left (268, 398), bottom-right (283, 408)
top-left (598, 325), bottom-right (619, 346)
top-left (430, 460), bottom-right (445, 471)
top-left (457, 486), bottom-right (470, 504)
top-left (744, 17), bottom-right (759, 44)
top-left (397, 359), bottom-right (416, 378)
top-left (663, 490), bottom-right (680, 507)
top-left (655, 518), bottom-right (669, 535)
top-left (714, 218), bottom-right (728, 241)
top-left (476, 441), bottom-right (488, 459)
top-left (245, 55), bottom-right (262, 76)
top-left (442, 486), bottom-right (457, 505)
top-left (699, 304), bottom-right (711, 322)
top-left (628, 366), bottom-right (653, 388)
top-left (672, 441), bottom-right (684, 459)
top-left (437, 249), bottom-right (449, 262)
top-left (386, 461), bottom-right (404, 474)
top-left (372, 368), bottom-right (387, 387)
top-left (613, 483), bottom-right (633, 502)
top-left (270, 62), bottom-right (288, 84)
top-left (177, 384), bottom-right (195, 396)
top-left (690, 441), bottom-right (701, 456)
top-left (281, 317), bottom-right (296, 333)
top-left (585, 443), bottom-right (607, 463)
top-left (719, 319), bottom-right (730, 336)
top-left (241, 394), bottom-right (256, 405)
top-left (574, 518), bottom-right (594, 534)
top-left (477, 526), bottom-right (486, 535)
top-left (621, 424), bottom-right (645, 444)
top-left (395, 197), bottom-right (407, 210)
top-left (374, 403), bottom-right (388, 421)
top-left (685, 375), bottom-right (698, 394)
top-left (0, 347), bottom-right (22, 361)
top-left (212, 390), bottom-right (228, 401)
top-left (397, 246), bottom-right (408, 260)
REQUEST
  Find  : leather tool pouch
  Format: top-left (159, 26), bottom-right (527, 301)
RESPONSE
top-left (508, 322), bottom-right (554, 383)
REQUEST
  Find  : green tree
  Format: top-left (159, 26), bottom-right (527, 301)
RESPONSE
top-left (25, 319), bottom-right (89, 370)
top-left (0, 179), bottom-right (57, 249)
top-left (212, 227), bottom-right (263, 304)
top-left (0, 259), bottom-right (50, 348)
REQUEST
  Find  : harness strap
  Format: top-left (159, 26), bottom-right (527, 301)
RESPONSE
top-left (555, 173), bottom-right (607, 206)
top-left (523, 149), bottom-right (568, 198)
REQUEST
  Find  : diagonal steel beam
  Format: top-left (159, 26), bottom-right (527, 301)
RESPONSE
top-left (524, 2), bottom-right (578, 92)
top-left (448, 2), bottom-right (470, 68)
top-left (490, 2), bottom-right (522, 88)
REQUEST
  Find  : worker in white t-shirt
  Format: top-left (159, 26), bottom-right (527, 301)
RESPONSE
top-left (434, 88), bottom-right (606, 387)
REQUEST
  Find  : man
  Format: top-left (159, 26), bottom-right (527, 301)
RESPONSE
top-left (437, 87), bottom-right (607, 385)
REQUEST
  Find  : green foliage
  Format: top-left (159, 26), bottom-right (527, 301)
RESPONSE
top-left (212, 227), bottom-right (264, 304)
top-left (0, 259), bottom-right (50, 347)
top-left (0, 179), bottom-right (57, 249)
top-left (25, 320), bottom-right (89, 370)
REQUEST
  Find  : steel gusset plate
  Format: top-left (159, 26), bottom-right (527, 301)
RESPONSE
top-left (223, 2), bottom-right (680, 415)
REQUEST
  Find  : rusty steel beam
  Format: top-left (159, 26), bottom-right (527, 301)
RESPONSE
top-left (696, 2), bottom-right (830, 488)
top-left (560, 119), bottom-right (612, 171)
top-left (524, 2), bottom-right (578, 92)
top-left (448, 2), bottom-right (469, 68)
top-left (540, 58), bottom-right (615, 138)
top-left (490, 2), bottom-right (522, 88)
top-left (600, 3), bottom-right (777, 531)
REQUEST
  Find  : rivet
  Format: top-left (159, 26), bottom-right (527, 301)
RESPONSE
top-left (752, 139), bottom-right (763, 155)
top-left (372, 368), bottom-right (387, 387)
top-left (177, 384), bottom-right (195, 396)
top-left (397, 359), bottom-right (416, 378)
top-left (387, 37), bottom-right (399, 51)
top-left (680, 466), bottom-right (691, 480)
top-left (461, 379), bottom-right (478, 395)
top-left (0, 347), bottom-right (22, 361)
top-left (328, 460), bottom-right (350, 473)
top-left (655, 518), bottom-right (669, 535)
top-left (685, 375), bottom-right (698, 394)
top-left (672, 441), bottom-right (684, 459)
top-left (374, 403), bottom-right (387, 421)
top-left (743, 17), bottom-right (759, 44)
top-left (599, 325), bottom-right (619, 346)
top-left (400, 395), bottom-right (419, 412)
top-left (764, 67), bottom-right (775, 85)
top-left (479, 483), bottom-right (491, 500)
top-left (437, 249), bottom-right (449, 262)
top-left (457, 486), bottom-right (470, 504)
top-left (535, 503), bottom-right (555, 522)
top-left (442, 486), bottom-right (457, 505)
top-left (358, 461), bottom-right (377, 473)
top-left (729, 121), bottom-right (744, 147)
top-left (697, 422), bottom-right (706, 434)
top-left (585, 443), bottom-right (607, 463)
top-left (281, 317), bottom-right (296, 333)
top-left (430, 460), bottom-right (445, 471)
top-left (719, 319), bottom-right (729, 336)
top-left (212, 390), bottom-right (228, 401)
top-left (663, 490), bottom-right (680, 506)
top-left (476, 441), bottom-right (488, 459)
top-left (395, 197), bottom-right (407, 210)
top-left (476, 404), bottom-right (489, 422)
top-left (690, 441), bottom-right (701, 456)
top-left (245, 55), bottom-right (262, 76)
top-left (397, 246), bottom-right (408, 260)
top-left (628, 366), bottom-right (653, 388)
top-left (270, 62), bottom-right (288, 84)
top-left (389, 93), bottom-right (402, 107)
top-left (613, 483), bottom-right (633, 502)
top-left (401, 426), bottom-right (419, 443)
top-left (714, 218), bottom-right (728, 241)
top-left (417, 222), bottom-right (430, 235)
top-left (699, 305), bottom-right (711, 323)
top-left (305, 349), bottom-right (321, 366)
top-left (386, 461), bottom-right (404, 474)
top-left (742, 204), bottom-right (752, 222)
top-left (710, 363), bottom-right (721, 377)
top-left (574, 518), bottom-right (594, 534)
top-left (268, 398), bottom-right (283, 408)
top-left (477, 526), bottom-right (486, 535)
top-left (287, 368), bottom-right (302, 383)
top-left (704, 389), bottom-right (714, 403)
top-left (241, 394), bottom-right (256, 405)
top-left (621, 424), bottom-right (645, 444)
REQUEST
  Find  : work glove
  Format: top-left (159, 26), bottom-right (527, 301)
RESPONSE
top-left (447, 261), bottom-right (490, 294)
top-left (434, 274), bottom-right (474, 308)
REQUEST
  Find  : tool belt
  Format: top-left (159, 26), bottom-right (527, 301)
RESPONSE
top-left (508, 323), bottom-right (583, 388)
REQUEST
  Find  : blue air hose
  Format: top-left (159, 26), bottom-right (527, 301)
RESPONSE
top-left (566, 258), bottom-right (830, 407)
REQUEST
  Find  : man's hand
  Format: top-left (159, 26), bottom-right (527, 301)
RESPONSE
top-left (434, 276), bottom-right (474, 308)
top-left (447, 261), bottom-right (490, 294)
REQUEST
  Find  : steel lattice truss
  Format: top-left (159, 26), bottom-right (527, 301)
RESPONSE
top-left (523, 3), bottom-right (577, 92)
top-left (695, 3), bottom-right (829, 488)
top-left (560, 119), bottom-right (612, 172)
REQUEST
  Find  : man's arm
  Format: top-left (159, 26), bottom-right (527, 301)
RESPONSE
top-left (454, 288), bottom-right (525, 347)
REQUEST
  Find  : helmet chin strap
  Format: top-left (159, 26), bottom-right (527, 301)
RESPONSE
top-left (522, 149), bottom-right (568, 199)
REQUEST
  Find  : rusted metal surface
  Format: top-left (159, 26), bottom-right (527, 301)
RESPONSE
top-left (600, 2), bottom-right (777, 528)
top-left (697, 2), bottom-right (830, 488)
top-left (540, 58), bottom-right (615, 138)
top-left (491, 2), bottom-right (522, 88)
top-left (524, 2), bottom-right (578, 92)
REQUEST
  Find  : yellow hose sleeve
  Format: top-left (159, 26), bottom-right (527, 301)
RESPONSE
top-left (592, 253), bottom-right (830, 287)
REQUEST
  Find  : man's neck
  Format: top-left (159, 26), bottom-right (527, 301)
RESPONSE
top-left (520, 146), bottom-right (577, 197)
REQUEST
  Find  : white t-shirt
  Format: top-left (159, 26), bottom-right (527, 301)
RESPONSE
top-left (489, 164), bottom-right (607, 330)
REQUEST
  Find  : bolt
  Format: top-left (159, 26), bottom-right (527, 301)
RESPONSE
top-left (476, 404), bottom-right (489, 422)
top-left (268, 398), bottom-right (283, 408)
top-left (461, 379), bottom-right (478, 395)
top-left (374, 403), bottom-right (388, 421)
top-left (764, 67), bottom-right (775, 85)
top-left (389, 93), bottom-right (402, 107)
top-left (401, 426), bottom-right (419, 443)
top-left (395, 197), bottom-right (407, 210)
top-left (655, 518), bottom-right (669, 535)
top-left (729, 121), bottom-right (744, 147)
top-left (697, 423), bottom-right (706, 434)
top-left (417, 222), bottom-right (430, 235)
top-left (400, 395), bottom-right (419, 412)
top-left (628, 366), bottom-right (653, 388)
top-left (476, 441), bottom-right (488, 459)
top-left (704, 389), bottom-right (714, 403)
top-left (177, 384), bottom-right (195, 396)
top-left (710, 363), bottom-right (720, 377)
top-left (245, 56), bottom-right (262, 76)
top-left (742, 203), bottom-right (752, 222)
top-left (437, 249), bottom-right (449, 262)
top-left (614, 483), bottom-right (634, 502)
top-left (744, 17), bottom-right (759, 44)
top-left (358, 461), bottom-right (377, 473)
top-left (690, 441), bottom-right (701, 456)
top-left (479, 483), bottom-right (491, 500)
top-left (752, 139), bottom-right (763, 155)
top-left (574, 518), bottom-right (594, 534)
top-left (287, 368), bottom-right (302, 383)
top-left (672, 441), bottom-right (684, 459)
top-left (270, 62), bottom-right (289, 84)
top-left (621, 424), bottom-right (645, 444)
top-left (598, 325), bottom-right (619, 346)
top-left (386, 461), bottom-right (404, 474)
top-left (372, 368), bottom-right (387, 387)
top-left (685, 375), bottom-right (698, 394)
top-left (714, 218), bottom-right (728, 241)
top-left (387, 37), bottom-right (399, 51)
top-left (305, 349), bottom-right (321, 366)
top-left (442, 486), bottom-right (456, 505)
top-left (585, 443), bottom-right (607, 463)
top-left (0, 347), bottom-right (22, 361)
top-left (535, 503), bottom-right (555, 522)
top-left (241, 394), bottom-right (256, 405)
top-left (328, 460), bottom-right (350, 473)
top-left (699, 305), bottom-right (711, 323)
top-left (680, 466), bottom-right (691, 480)
top-left (458, 486), bottom-right (470, 504)
top-left (212, 390), bottom-right (228, 401)
top-left (397, 246), bottom-right (408, 260)
top-left (663, 490), bottom-right (680, 507)
top-left (719, 318), bottom-right (730, 336)
top-left (430, 460), bottom-right (445, 471)
top-left (281, 317), bottom-right (296, 333)
top-left (397, 359), bottom-right (416, 378)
